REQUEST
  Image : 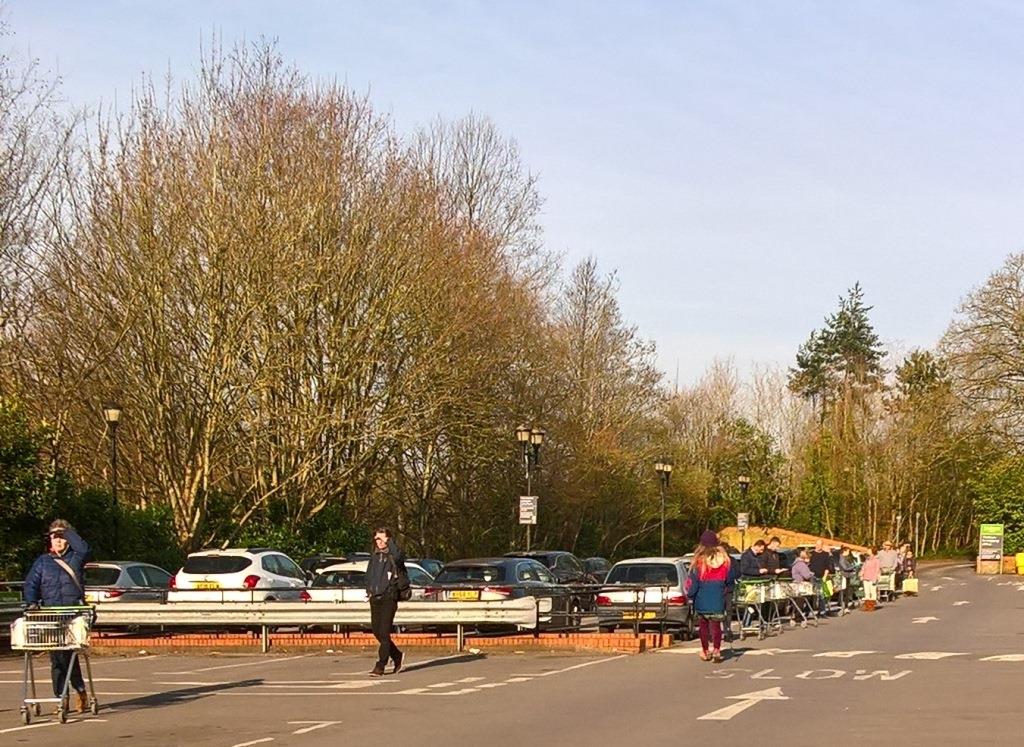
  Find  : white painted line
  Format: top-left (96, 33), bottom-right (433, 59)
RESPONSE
top-left (257, 682), bottom-right (380, 690)
top-left (156, 681), bottom-right (230, 687)
top-left (476, 683), bottom-right (507, 689)
top-left (0, 719), bottom-right (107, 734)
top-left (912, 617), bottom-right (939, 624)
top-left (980, 655), bottom-right (1024, 662)
top-left (456, 676), bottom-right (485, 683)
top-left (289, 721), bottom-right (340, 735)
top-left (697, 687), bottom-right (789, 721)
top-left (512, 655), bottom-right (628, 677)
top-left (426, 681), bottom-right (455, 689)
top-left (158, 654), bottom-right (313, 675)
top-left (230, 739), bottom-right (274, 747)
top-left (894, 652), bottom-right (967, 660)
top-left (813, 651), bottom-right (877, 658)
top-left (737, 648), bottom-right (809, 656)
top-left (394, 687), bottom-right (430, 694)
top-left (931, 585), bottom-right (944, 591)
top-left (941, 576), bottom-right (955, 581)
top-left (0, 677), bottom-right (135, 684)
top-left (952, 601), bottom-right (971, 606)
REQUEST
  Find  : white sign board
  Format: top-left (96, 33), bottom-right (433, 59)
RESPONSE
top-left (519, 496), bottom-right (538, 525)
top-left (737, 512), bottom-right (749, 530)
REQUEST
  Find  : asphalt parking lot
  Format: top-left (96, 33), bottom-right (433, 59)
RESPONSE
top-left (1, 562), bottom-right (1021, 746)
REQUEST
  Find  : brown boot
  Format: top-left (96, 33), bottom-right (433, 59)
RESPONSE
top-left (75, 691), bottom-right (89, 713)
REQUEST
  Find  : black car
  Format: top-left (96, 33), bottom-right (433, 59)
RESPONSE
top-left (407, 558), bottom-right (444, 577)
top-left (504, 550), bottom-right (600, 612)
top-left (299, 554), bottom-right (350, 579)
top-left (583, 557), bottom-right (612, 584)
top-left (431, 557), bottom-right (573, 629)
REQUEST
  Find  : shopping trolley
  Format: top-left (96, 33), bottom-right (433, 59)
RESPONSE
top-left (786, 580), bottom-right (820, 627)
top-left (734, 578), bottom-right (775, 640)
top-left (877, 571), bottom-right (897, 602)
top-left (10, 606), bottom-right (99, 724)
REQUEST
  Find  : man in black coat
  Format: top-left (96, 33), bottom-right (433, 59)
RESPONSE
top-left (808, 540), bottom-right (834, 615)
top-left (364, 527), bottom-right (408, 676)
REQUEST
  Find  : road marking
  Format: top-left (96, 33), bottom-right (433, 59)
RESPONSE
top-left (931, 585), bottom-right (944, 591)
top-left (941, 576), bottom-right (955, 581)
top-left (504, 677), bottom-right (533, 683)
top-left (156, 681), bottom-right (230, 687)
top-left (257, 682), bottom-right (380, 690)
top-left (738, 648), bottom-right (808, 656)
top-left (894, 652), bottom-right (966, 660)
top-left (0, 719), bottom-right (107, 734)
top-left (813, 651), bottom-right (877, 658)
top-left (912, 617), bottom-right (939, 624)
top-left (456, 676), bottom-right (485, 683)
top-left (159, 654), bottom-right (313, 675)
top-left (514, 656), bottom-right (628, 675)
top-left (796, 669), bottom-right (844, 680)
top-left (853, 670), bottom-right (911, 680)
top-left (0, 677), bottom-right (135, 684)
top-left (952, 601), bottom-right (970, 606)
top-left (980, 655), bottom-right (1024, 662)
top-left (230, 740), bottom-right (274, 747)
top-left (289, 721), bottom-right (340, 735)
top-left (476, 682), bottom-right (507, 689)
top-left (394, 687), bottom-right (430, 694)
top-left (427, 682), bottom-right (456, 688)
top-left (697, 687), bottom-right (789, 721)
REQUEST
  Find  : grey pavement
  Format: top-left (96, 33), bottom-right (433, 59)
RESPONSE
top-left (0, 562), bottom-right (1021, 746)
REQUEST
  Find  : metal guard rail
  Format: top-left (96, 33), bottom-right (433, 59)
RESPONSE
top-left (90, 598), bottom-right (539, 653)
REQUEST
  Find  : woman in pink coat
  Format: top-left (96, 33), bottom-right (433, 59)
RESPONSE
top-left (859, 548), bottom-right (881, 611)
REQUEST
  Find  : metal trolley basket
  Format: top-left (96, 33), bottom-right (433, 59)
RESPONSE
top-left (10, 606), bottom-right (99, 724)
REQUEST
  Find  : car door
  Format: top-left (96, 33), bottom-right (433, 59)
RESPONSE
top-left (274, 555), bottom-right (308, 597)
top-left (141, 566), bottom-right (172, 601)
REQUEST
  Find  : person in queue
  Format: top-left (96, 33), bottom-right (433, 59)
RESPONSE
top-left (364, 526), bottom-right (409, 676)
top-left (23, 519), bottom-right (90, 713)
top-left (859, 548), bottom-right (881, 611)
top-left (761, 537), bottom-right (785, 577)
top-left (790, 547), bottom-right (814, 583)
top-left (808, 539), bottom-right (834, 615)
top-left (837, 546), bottom-right (860, 611)
top-left (877, 541), bottom-right (898, 575)
top-left (901, 547), bottom-right (917, 594)
top-left (685, 530), bottom-right (735, 663)
top-left (738, 539), bottom-right (767, 627)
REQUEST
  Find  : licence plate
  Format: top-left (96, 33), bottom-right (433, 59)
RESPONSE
top-left (84, 591), bottom-right (98, 603)
top-left (450, 590), bottom-right (479, 601)
top-left (195, 581), bottom-right (221, 590)
top-left (621, 611), bottom-right (657, 620)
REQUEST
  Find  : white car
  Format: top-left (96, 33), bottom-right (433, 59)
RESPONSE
top-left (305, 560), bottom-right (435, 602)
top-left (168, 548), bottom-right (309, 602)
top-left (596, 556), bottom-right (694, 638)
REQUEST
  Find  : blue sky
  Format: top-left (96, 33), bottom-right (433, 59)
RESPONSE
top-left (9, 1), bottom-right (1024, 383)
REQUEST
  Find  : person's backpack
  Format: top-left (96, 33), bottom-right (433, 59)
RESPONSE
top-left (389, 555), bottom-right (413, 601)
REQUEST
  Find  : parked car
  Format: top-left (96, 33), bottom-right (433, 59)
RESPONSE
top-left (305, 560), bottom-right (435, 602)
top-left (596, 557), bottom-right (694, 639)
top-left (504, 550), bottom-right (599, 612)
top-left (428, 557), bottom-right (573, 629)
top-left (583, 557), bottom-right (612, 583)
top-left (299, 554), bottom-right (350, 579)
top-left (84, 561), bottom-right (173, 603)
top-left (168, 548), bottom-right (308, 602)
top-left (406, 558), bottom-right (444, 577)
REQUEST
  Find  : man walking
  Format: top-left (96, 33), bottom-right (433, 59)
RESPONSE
top-left (365, 527), bottom-right (408, 676)
top-left (23, 520), bottom-right (90, 713)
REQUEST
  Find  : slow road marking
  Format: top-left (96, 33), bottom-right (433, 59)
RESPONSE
top-left (697, 687), bottom-right (790, 721)
top-left (912, 617), bottom-right (939, 624)
top-left (894, 652), bottom-right (967, 660)
top-left (980, 655), bottom-right (1024, 662)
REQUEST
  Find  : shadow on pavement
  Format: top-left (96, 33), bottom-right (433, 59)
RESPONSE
top-left (106, 678), bottom-right (263, 711)
top-left (401, 652), bottom-right (486, 673)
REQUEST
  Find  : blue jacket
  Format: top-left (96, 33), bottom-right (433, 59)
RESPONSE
top-left (685, 553), bottom-right (739, 615)
top-left (23, 529), bottom-right (90, 606)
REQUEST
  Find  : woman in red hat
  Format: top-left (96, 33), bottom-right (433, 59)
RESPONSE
top-left (685, 530), bottom-right (735, 662)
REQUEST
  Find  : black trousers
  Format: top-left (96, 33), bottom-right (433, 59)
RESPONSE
top-left (50, 650), bottom-right (85, 697)
top-left (369, 595), bottom-right (401, 668)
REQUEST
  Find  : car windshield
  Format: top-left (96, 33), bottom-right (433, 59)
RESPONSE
top-left (606, 563), bottom-right (679, 586)
top-left (84, 567), bottom-right (121, 586)
top-left (434, 565), bottom-right (506, 584)
top-left (312, 571), bottom-right (365, 588)
top-left (182, 555), bottom-right (252, 574)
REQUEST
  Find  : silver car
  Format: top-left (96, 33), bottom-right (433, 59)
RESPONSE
top-left (596, 557), bottom-right (694, 638)
top-left (84, 561), bottom-right (174, 603)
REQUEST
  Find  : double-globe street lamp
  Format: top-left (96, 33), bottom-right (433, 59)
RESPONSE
top-left (515, 425), bottom-right (545, 550)
top-left (103, 405), bottom-right (122, 551)
top-left (654, 459), bottom-right (673, 556)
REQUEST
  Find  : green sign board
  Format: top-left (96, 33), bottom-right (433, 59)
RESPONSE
top-left (979, 523), bottom-right (1005, 560)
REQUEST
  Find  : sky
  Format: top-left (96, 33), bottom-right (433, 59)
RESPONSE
top-left (7, 1), bottom-right (1024, 384)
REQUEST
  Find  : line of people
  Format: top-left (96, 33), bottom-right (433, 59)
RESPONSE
top-left (686, 531), bottom-right (919, 661)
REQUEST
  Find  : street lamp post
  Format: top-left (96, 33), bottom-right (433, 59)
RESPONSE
top-left (737, 475), bottom-right (750, 551)
top-left (103, 405), bottom-right (122, 552)
top-left (654, 459), bottom-right (673, 556)
top-left (515, 425), bottom-right (545, 550)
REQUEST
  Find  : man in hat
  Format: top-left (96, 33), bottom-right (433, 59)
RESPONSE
top-left (24, 519), bottom-right (90, 713)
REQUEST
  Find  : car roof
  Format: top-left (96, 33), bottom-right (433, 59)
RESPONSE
top-left (611, 557), bottom-right (689, 565)
top-left (188, 548), bottom-right (281, 557)
top-left (445, 557), bottom-right (538, 567)
top-left (320, 560), bottom-right (430, 574)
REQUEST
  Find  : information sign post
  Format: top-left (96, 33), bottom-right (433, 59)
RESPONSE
top-left (978, 523), bottom-right (1004, 575)
top-left (519, 496), bottom-right (538, 551)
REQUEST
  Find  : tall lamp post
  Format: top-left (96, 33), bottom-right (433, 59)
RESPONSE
top-left (103, 405), bottom-right (122, 551)
top-left (515, 425), bottom-right (545, 550)
top-left (737, 475), bottom-right (750, 551)
top-left (654, 459), bottom-right (673, 556)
